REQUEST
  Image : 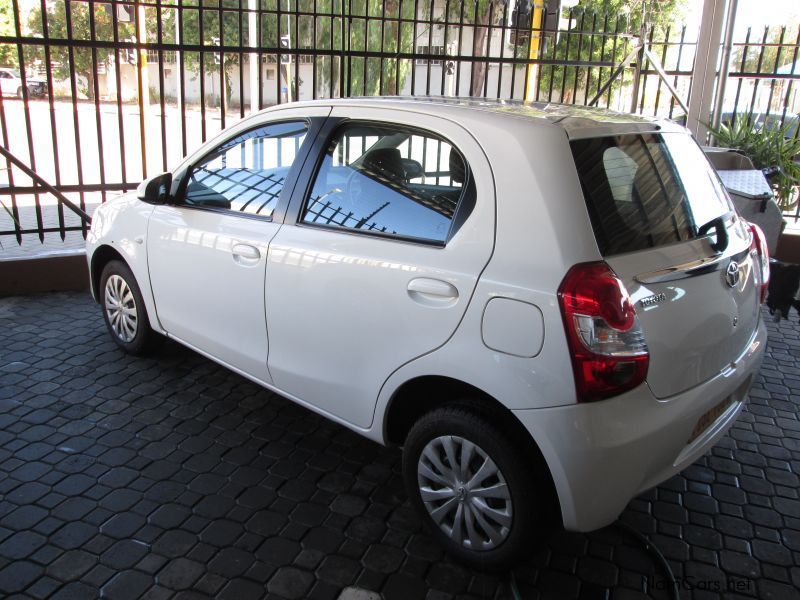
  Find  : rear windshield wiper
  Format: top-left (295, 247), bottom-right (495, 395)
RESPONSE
top-left (697, 211), bottom-right (733, 253)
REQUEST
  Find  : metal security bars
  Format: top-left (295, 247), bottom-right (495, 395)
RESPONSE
top-left (0, 1), bottom-right (796, 250)
top-left (720, 24), bottom-right (800, 222)
top-left (725, 24), bottom-right (800, 132)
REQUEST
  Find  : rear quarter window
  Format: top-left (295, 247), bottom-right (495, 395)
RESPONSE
top-left (570, 132), bottom-right (732, 256)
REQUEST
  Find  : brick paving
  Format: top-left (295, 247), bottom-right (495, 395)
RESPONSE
top-left (0, 291), bottom-right (799, 600)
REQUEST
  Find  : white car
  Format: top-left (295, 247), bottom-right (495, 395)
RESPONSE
top-left (0, 67), bottom-right (47, 98)
top-left (86, 97), bottom-right (768, 568)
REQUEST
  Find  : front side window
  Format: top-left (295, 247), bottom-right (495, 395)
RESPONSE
top-left (183, 120), bottom-right (308, 218)
top-left (571, 132), bottom-right (732, 256)
top-left (301, 123), bottom-right (468, 243)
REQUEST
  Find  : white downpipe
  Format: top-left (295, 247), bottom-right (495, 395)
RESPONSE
top-left (686, 0), bottom-right (729, 141)
top-left (711, 0), bottom-right (739, 134)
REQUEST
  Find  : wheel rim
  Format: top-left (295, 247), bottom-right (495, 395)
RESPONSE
top-left (104, 274), bottom-right (138, 343)
top-left (417, 435), bottom-right (513, 551)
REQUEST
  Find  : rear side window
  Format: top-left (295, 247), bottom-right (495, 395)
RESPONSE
top-left (570, 132), bottom-right (731, 256)
top-left (301, 122), bottom-right (470, 244)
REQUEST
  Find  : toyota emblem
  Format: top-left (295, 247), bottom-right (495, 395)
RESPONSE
top-left (725, 261), bottom-right (740, 288)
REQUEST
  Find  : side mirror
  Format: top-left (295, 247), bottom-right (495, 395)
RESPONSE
top-left (137, 172), bottom-right (172, 204)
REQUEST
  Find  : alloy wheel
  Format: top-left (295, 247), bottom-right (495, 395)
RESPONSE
top-left (417, 435), bottom-right (513, 550)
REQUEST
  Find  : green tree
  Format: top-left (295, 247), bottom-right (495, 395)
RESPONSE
top-left (731, 24), bottom-right (800, 75)
top-left (420, 1), bottom-right (507, 98)
top-left (465, 1), bottom-right (506, 97)
top-left (295, 0), bottom-right (415, 98)
top-left (27, 1), bottom-right (135, 99)
top-left (156, 0), bottom-right (244, 105)
top-left (538, 0), bottom-right (685, 104)
top-left (153, 0), bottom-right (418, 102)
top-left (0, 0), bottom-right (18, 68)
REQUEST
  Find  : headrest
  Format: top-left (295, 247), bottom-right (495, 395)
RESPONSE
top-left (362, 148), bottom-right (406, 182)
top-left (449, 150), bottom-right (466, 184)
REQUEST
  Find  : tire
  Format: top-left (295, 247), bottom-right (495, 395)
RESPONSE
top-left (99, 260), bottom-right (160, 355)
top-left (402, 405), bottom-right (545, 570)
top-left (16, 87), bottom-right (23, 99)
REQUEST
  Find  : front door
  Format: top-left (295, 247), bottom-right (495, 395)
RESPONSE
top-left (265, 108), bottom-right (495, 428)
top-left (148, 114), bottom-right (319, 383)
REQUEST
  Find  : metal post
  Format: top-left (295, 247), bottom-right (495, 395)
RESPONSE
top-left (629, 4), bottom-right (648, 114)
top-left (686, 0), bottom-right (728, 140)
top-left (711, 0), bottom-right (739, 133)
top-left (175, 5), bottom-right (182, 118)
top-left (284, 0), bottom-right (293, 102)
top-left (135, 0), bottom-right (150, 177)
top-left (524, 1), bottom-right (545, 102)
top-left (248, 0), bottom-right (259, 112)
top-left (629, 38), bottom-right (644, 114)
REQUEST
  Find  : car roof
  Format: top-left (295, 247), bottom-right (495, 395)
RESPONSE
top-left (266, 96), bottom-right (684, 139)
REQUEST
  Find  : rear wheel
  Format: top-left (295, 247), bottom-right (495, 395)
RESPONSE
top-left (402, 405), bottom-right (545, 570)
top-left (16, 87), bottom-right (23, 99)
top-left (100, 260), bottom-right (160, 355)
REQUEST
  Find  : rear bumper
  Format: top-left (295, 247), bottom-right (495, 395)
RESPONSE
top-left (513, 318), bottom-right (767, 532)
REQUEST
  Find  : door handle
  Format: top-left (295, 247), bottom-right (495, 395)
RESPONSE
top-left (231, 243), bottom-right (261, 261)
top-left (407, 278), bottom-right (459, 306)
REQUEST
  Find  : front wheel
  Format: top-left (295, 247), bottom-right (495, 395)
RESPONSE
top-left (99, 260), bottom-right (160, 355)
top-left (402, 406), bottom-right (545, 570)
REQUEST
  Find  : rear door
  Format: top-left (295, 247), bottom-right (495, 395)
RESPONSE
top-left (264, 108), bottom-right (495, 428)
top-left (570, 131), bottom-right (761, 398)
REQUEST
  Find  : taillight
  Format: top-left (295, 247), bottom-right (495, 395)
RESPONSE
top-left (558, 262), bottom-right (649, 402)
top-left (748, 222), bottom-right (770, 303)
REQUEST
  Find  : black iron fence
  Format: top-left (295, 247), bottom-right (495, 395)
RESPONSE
top-left (0, 1), bottom-right (798, 249)
top-left (721, 24), bottom-right (800, 222)
top-left (726, 24), bottom-right (800, 131)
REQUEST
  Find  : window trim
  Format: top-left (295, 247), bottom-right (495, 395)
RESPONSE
top-left (173, 118), bottom-right (314, 223)
top-left (294, 118), bottom-right (475, 247)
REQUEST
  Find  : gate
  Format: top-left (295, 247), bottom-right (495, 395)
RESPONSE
top-left (0, 0), bottom-right (796, 251)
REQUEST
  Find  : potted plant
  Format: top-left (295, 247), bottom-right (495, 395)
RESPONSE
top-left (708, 114), bottom-right (800, 212)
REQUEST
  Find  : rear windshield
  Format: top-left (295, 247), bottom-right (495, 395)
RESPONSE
top-left (570, 132), bottom-right (732, 256)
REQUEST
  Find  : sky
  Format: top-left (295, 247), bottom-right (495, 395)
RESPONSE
top-left (733, 0), bottom-right (800, 32)
top-left (683, 0), bottom-right (800, 36)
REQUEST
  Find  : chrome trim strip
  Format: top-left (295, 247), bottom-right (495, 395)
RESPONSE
top-left (634, 247), bottom-right (751, 285)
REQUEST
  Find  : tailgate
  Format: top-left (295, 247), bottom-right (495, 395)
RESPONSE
top-left (607, 230), bottom-right (760, 397)
top-left (570, 130), bottom-right (762, 398)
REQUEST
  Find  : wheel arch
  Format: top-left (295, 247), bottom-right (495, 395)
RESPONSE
top-left (90, 245), bottom-right (127, 303)
top-left (383, 374), bottom-right (562, 526)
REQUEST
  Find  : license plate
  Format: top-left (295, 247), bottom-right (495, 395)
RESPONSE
top-left (688, 396), bottom-right (734, 444)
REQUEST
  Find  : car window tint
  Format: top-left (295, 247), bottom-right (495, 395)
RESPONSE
top-left (301, 123), bottom-right (468, 243)
top-left (571, 132), bottom-right (732, 256)
top-left (184, 121), bottom-right (307, 217)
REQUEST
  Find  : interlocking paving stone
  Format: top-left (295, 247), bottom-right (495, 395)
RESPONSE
top-left (1, 291), bottom-right (799, 598)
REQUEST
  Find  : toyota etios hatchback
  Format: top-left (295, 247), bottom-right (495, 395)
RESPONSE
top-left (87, 98), bottom-right (768, 568)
